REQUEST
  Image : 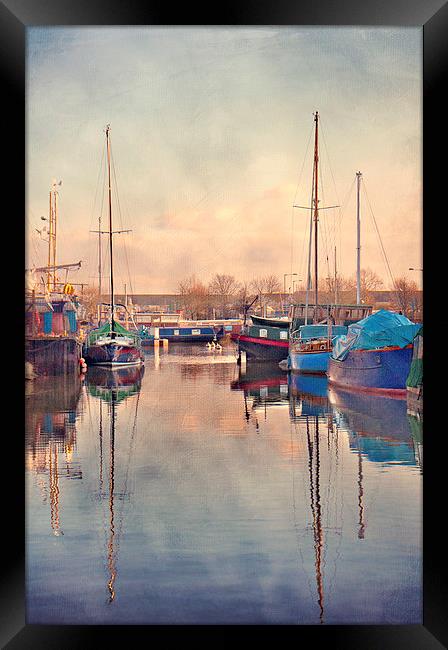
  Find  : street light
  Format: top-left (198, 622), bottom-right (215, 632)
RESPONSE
top-left (284, 273), bottom-right (297, 296)
top-left (283, 273), bottom-right (297, 315)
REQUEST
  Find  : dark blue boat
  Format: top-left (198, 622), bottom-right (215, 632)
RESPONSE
top-left (139, 324), bottom-right (224, 344)
top-left (328, 310), bottom-right (420, 397)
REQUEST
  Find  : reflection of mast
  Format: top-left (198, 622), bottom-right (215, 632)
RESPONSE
top-left (306, 416), bottom-right (324, 624)
top-left (355, 435), bottom-right (366, 539)
top-left (94, 373), bottom-right (142, 604)
top-left (107, 391), bottom-right (117, 603)
top-left (49, 441), bottom-right (63, 536)
top-left (99, 399), bottom-right (104, 495)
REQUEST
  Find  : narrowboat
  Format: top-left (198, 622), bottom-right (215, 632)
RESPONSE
top-left (327, 310), bottom-right (421, 397)
top-left (231, 321), bottom-right (290, 363)
top-left (138, 324), bottom-right (224, 344)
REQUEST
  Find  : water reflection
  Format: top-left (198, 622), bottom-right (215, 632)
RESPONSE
top-left (26, 376), bottom-right (83, 536)
top-left (85, 366), bottom-right (144, 603)
top-left (328, 385), bottom-right (421, 470)
top-left (230, 362), bottom-right (422, 623)
top-left (26, 347), bottom-right (422, 624)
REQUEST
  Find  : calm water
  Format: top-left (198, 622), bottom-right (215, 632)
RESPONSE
top-left (26, 343), bottom-right (422, 625)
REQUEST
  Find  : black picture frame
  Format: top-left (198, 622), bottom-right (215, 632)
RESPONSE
top-left (5, 0), bottom-right (446, 647)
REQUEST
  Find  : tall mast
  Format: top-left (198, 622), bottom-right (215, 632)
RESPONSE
top-left (98, 208), bottom-right (102, 322)
top-left (356, 171), bottom-right (362, 305)
top-left (47, 181), bottom-right (59, 292)
top-left (106, 124), bottom-right (115, 329)
top-left (334, 246), bottom-right (338, 304)
top-left (313, 112), bottom-right (319, 322)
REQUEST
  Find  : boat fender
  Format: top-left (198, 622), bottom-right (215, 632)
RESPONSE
top-left (319, 344), bottom-right (326, 350)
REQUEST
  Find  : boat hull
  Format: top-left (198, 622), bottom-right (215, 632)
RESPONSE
top-left (83, 342), bottom-right (144, 367)
top-left (140, 326), bottom-right (224, 344)
top-left (327, 345), bottom-right (413, 396)
top-left (288, 350), bottom-right (329, 374)
top-left (233, 334), bottom-right (289, 362)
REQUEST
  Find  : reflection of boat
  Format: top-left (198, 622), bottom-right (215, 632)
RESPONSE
top-left (231, 363), bottom-right (289, 429)
top-left (83, 125), bottom-right (144, 368)
top-left (231, 362), bottom-right (287, 392)
top-left (328, 384), bottom-right (417, 466)
top-left (288, 372), bottom-right (329, 417)
top-left (86, 365), bottom-right (145, 403)
top-left (26, 375), bottom-right (83, 536)
top-left (231, 362), bottom-right (289, 409)
top-left (89, 367), bottom-right (142, 602)
top-left (328, 310), bottom-right (420, 396)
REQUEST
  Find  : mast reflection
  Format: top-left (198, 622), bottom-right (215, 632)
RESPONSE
top-left (85, 365), bottom-right (144, 603)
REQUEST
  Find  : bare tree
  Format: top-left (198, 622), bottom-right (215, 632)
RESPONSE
top-left (76, 285), bottom-right (98, 321)
top-left (392, 276), bottom-right (422, 319)
top-left (345, 268), bottom-right (383, 303)
top-left (178, 275), bottom-right (210, 320)
top-left (208, 274), bottom-right (240, 318)
top-left (250, 275), bottom-right (282, 314)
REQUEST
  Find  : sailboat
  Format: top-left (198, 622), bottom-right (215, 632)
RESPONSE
top-left (83, 125), bottom-right (144, 368)
top-left (288, 117), bottom-right (371, 374)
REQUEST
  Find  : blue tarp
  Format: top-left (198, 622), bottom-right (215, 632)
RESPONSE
top-left (299, 324), bottom-right (347, 340)
top-left (331, 310), bottom-right (420, 361)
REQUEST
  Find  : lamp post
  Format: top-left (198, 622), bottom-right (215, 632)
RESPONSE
top-left (284, 273), bottom-right (297, 308)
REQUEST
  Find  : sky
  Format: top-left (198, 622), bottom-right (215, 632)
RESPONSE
top-left (26, 27), bottom-right (422, 294)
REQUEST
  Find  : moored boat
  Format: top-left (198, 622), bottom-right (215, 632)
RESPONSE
top-left (288, 323), bottom-right (348, 374)
top-left (83, 125), bottom-right (144, 368)
top-left (327, 309), bottom-right (420, 396)
top-left (231, 322), bottom-right (290, 362)
top-left (287, 113), bottom-right (372, 374)
top-left (139, 324), bottom-right (224, 344)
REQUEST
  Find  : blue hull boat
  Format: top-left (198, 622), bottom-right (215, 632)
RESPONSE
top-left (288, 324), bottom-right (347, 374)
top-left (289, 349), bottom-right (330, 374)
top-left (328, 345), bottom-right (414, 396)
top-left (327, 310), bottom-right (420, 397)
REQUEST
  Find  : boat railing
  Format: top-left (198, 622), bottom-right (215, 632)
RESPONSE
top-left (86, 328), bottom-right (142, 347)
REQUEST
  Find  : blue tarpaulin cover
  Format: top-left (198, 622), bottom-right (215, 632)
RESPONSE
top-left (331, 310), bottom-right (420, 361)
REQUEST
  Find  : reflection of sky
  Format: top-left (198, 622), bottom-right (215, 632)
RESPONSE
top-left (27, 27), bottom-right (422, 291)
top-left (26, 349), bottom-right (421, 624)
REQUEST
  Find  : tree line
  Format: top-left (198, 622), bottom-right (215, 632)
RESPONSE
top-left (176, 269), bottom-right (422, 320)
top-left (75, 268), bottom-right (422, 322)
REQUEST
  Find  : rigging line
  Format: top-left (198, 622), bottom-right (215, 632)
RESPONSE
top-left (319, 116), bottom-right (344, 271)
top-left (318, 153), bottom-right (333, 288)
top-left (110, 148), bottom-right (135, 298)
top-left (290, 122), bottom-right (315, 283)
top-left (361, 180), bottom-right (397, 291)
top-left (87, 144), bottom-right (107, 291)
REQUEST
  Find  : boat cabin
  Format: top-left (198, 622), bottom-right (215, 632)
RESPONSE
top-left (289, 303), bottom-right (372, 328)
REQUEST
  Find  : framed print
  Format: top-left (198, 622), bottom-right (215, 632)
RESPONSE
top-left (3, 0), bottom-right (446, 646)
